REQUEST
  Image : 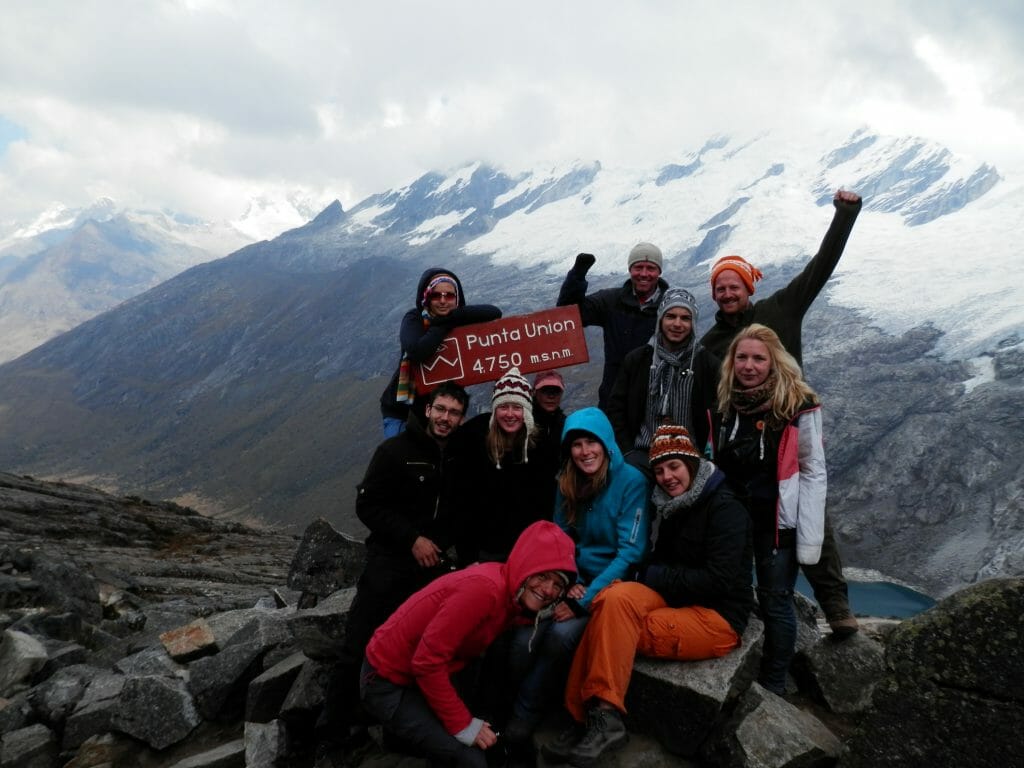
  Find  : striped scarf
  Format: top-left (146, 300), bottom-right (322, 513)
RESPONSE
top-left (635, 334), bottom-right (696, 451)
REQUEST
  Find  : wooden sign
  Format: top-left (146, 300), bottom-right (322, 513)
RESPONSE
top-left (414, 305), bottom-right (589, 389)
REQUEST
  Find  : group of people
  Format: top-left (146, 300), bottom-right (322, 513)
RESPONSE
top-left (327, 189), bottom-right (862, 768)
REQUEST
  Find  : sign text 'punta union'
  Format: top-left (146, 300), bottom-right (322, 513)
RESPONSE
top-left (414, 305), bottom-right (589, 390)
top-left (463, 314), bottom-right (577, 350)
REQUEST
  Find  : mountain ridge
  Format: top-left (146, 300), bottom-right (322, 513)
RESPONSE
top-left (0, 127), bottom-right (1020, 599)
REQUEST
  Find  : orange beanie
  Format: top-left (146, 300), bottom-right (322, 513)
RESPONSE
top-left (710, 255), bottom-right (763, 294)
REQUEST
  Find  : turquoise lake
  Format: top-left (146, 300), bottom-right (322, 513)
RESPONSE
top-left (795, 575), bottom-right (936, 619)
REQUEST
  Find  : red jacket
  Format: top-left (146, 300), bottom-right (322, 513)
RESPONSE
top-left (365, 520), bottom-right (577, 735)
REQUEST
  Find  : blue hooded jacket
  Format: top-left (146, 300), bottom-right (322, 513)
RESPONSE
top-left (554, 407), bottom-right (651, 607)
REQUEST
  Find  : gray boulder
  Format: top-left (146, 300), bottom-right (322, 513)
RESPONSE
top-left (37, 640), bottom-right (89, 679)
top-left (842, 577), bottom-right (1024, 767)
top-left (244, 720), bottom-right (288, 768)
top-left (0, 630), bottom-right (47, 697)
top-left (0, 723), bottom-right (58, 768)
top-left (29, 556), bottom-right (102, 623)
top-left (286, 588), bottom-right (355, 660)
top-left (706, 683), bottom-right (841, 767)
top-left (27, 664), bottom-right (105, 724)
top-left (188, 642), bottom-right (265, 721)
top-left (279, 658), bottom-right (331, 720)
top-left (111, 674), bottom-right (201, 750)
top-left (222, 612), bottom-right (292, 652)
top-left (166, 738), bottom-right (245, 768)
top-left (793, 632), bottom-right (886, 713)
top-left (246, 652), bottom-right (308, 723)
top-left (114, 646), bottom-right (188, 679)
top-left (0, 693), bottom-right (32, 734)
top-left (286, 518), bottom-right (365, 603)
top-left (61, 673), bottom-right (126, 750)
top-left (625, 617), bottom-right (763, 756)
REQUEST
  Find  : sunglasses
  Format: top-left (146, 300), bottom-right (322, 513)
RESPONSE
top-left (428, 291), bottom-right (457, 302)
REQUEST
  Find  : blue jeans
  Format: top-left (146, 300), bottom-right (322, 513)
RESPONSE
top-left (382, 417), bottom-right (406, 439)
top-left (753, 529), bottom-right (798, 695)
top-left (508, 615), bottom-right (589, 729)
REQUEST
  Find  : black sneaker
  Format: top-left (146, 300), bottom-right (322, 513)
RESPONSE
top-left (540, 722), bottom-right (584, 763)
top-left (567, 707), bottom-right (627, 767)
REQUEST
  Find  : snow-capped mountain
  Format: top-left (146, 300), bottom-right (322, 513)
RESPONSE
top-left (0, 201), bottom-right (256, 362)
top-left (0, 127), bottom-right (1019, 599)
top-left (343, 128), bottom-right (1014, 360)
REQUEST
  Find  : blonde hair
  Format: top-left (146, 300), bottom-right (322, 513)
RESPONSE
top-left (486, 421), bottom-right (536, 466)
top-left (557, 437), bottom-right (610, 525)
top-left (716, 324), bottom-right (819, 423)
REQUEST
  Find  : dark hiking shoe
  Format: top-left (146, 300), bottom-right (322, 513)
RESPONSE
top-left (828, 613), bottom-right (860, 639)
top-left (540, 722), bottom-right (584, 763)
top-left (567, 707), bottom-right (627, 767)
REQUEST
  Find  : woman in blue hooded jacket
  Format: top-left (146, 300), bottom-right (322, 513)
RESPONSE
top-left (503, 407), bottom-right (650, 747)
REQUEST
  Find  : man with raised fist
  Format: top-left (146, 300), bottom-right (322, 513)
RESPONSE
top-left (556, 243), bottom-right (669, 409)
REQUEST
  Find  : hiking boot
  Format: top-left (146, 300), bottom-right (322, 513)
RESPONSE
top-left (828, 613), bottom-right (859, 639)
top-left (567, 707), bottom-right (627, 767)
top-left (540, 722), bottom-right (584, 763)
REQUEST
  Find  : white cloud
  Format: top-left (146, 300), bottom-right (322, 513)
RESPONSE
top-left (0, 1), bottom-right (1022, 233)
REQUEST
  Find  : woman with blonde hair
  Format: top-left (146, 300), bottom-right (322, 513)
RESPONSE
top-left (711, 323), bottom-right (826, 695)
top-left (454, 368), bottom-right (559, 565)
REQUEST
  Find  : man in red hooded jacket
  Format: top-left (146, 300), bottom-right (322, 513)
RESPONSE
top-left (361, 520), bottom-right (577, 768)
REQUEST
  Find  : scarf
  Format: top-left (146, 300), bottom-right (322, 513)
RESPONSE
top-left (649, 460), bottom-right (717, 547)
top-left (635, 333), bottom-right (696, 451)
top-left (729, 372), bottom-right (779, 425)
top-left (395, 311), bottom-right (431, 405)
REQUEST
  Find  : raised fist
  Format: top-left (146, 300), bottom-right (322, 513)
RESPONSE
top-left (573, 252), bottom-right (596, 275)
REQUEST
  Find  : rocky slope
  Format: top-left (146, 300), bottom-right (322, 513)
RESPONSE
top-left (2, 474), bottom-right (1021, 768)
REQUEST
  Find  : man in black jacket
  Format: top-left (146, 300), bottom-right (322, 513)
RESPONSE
top-left (699, 189), bottom-right (863, 638)
top-left (556, 243), bottom-right (669, 409)
top-left (319, 381), bottom-right (470, 757)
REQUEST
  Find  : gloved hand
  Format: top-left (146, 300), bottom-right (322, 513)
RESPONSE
top-left (572, 252), bottom-right (596, 276)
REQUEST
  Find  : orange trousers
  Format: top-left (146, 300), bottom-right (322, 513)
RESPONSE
top-left (564, 581), bottom-right (739, 722)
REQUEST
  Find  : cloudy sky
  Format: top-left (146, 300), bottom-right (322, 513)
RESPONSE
top-left (1, 1), bottom-right (1022, 238)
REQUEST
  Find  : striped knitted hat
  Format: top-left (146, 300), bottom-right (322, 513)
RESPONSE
top-left (491, 366), bottom-right (534, 428)
top-left (710, 255), bottom-right (763, 295)
top-left (649, 424), bottom-right (702, 474)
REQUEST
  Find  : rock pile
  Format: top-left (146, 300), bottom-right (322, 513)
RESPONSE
top-left (2, 472), bottom-right (1021, 767)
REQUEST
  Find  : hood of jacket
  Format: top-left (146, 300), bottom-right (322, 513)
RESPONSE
top-left (504, 520), bottom-right (577, 596)
top-left (415, 267), bottom-right (467, 311)
top-left (560, 406), bottom-right (624, 475)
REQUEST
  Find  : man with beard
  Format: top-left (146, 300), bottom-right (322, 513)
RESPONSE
top-left (698, 188), bottom-right (863, 638)
top-left (318, 381), bottom-right (471, 761)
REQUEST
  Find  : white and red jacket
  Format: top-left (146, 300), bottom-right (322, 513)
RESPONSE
top-left (777, 405), bottom-right (827, 565)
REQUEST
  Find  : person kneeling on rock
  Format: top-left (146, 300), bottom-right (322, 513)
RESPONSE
top-left (361, 520), bottom-right (577, 768)
top-left (542, 425), bottom-right (754, 766)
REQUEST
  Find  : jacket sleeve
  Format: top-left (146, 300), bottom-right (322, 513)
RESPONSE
top-left (770, 197), bottom-right (861, 320)
top-left (399, 311), bottom-right (448, 363)
top-left (409, 578), bottom-right (498, 735)
top-left (438, 304), bottom-right (502, 327)
top-left (644, 491), bottom-right (750, 605)
top-left (606, 352), bottom-right (639, 453)
top-left (580, 474), bottom-right (651, 607)
top-left (355, 442), bottom-right (422, 552)
top-left (795, 409), bottom-right (827, 565)
top-left (556, 271), bottom-right (609, 328)
top-left (689, 348), bottom-right (722, 456)
top-left (402, 305), bottom-right (502, 363)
